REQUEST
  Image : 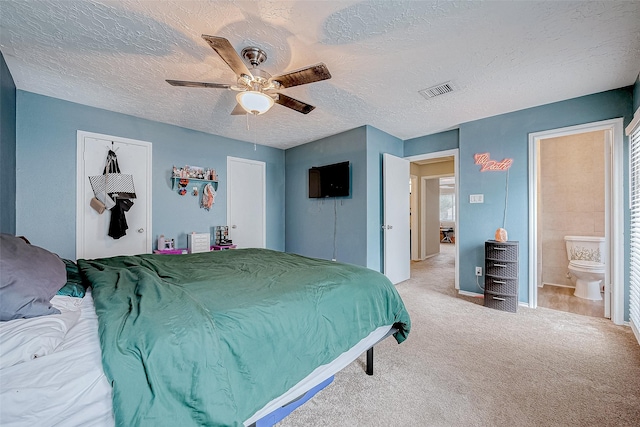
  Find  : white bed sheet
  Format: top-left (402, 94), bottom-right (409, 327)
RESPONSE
top-left (0, 289), bottom-right (113, 427)
top-left (245, 324), bottom-right (393, 426)
top-left (1, 290), bottom-right (392, 427)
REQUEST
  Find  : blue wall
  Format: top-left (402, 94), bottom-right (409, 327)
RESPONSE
top-left (405, 88), bottom-right (634, 313)
top-left (284, 125), bottom-right (403, 271)
top-left (285, 127), bottom-right (368, 266)
top-left (404, 129), bottom-right (459, 158)
top-left (15, 91), bottom-right (285, 259)
top-left (0, 52), bottom-right (16, 234)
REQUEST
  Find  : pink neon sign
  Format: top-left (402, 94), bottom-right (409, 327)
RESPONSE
top-left (474, 152), bottom-right (513, 172)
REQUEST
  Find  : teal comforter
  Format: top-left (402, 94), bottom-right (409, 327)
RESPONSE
top-left (78, 249), bottom-right (410, 426)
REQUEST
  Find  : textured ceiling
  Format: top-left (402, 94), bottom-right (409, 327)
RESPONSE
top-left (1, 1), bottom-right (639, 149)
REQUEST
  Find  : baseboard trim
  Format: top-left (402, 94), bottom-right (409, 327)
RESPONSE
top-left (458, 290), bottom-right (483, 298)
top-left (542, 282), bottom-right (574, 289)
top-left (631, 319), bottom-right (640, 346)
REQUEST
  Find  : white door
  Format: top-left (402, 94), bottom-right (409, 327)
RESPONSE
top-left (227, 157), bottom-right (265, 248)
top-left (76, 131), bottom-right (152, 259)
top-left (383, 153), bottom-right (410, 284)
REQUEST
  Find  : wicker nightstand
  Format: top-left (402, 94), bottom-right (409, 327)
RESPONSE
top-left (484, 240), bottom-right (519, 312)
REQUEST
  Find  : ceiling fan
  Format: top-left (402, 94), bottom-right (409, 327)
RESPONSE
top-left (167, 35), bottom-right (331, 115)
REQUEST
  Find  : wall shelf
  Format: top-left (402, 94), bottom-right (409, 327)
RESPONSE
top-left (171, 176), bottom-right (218, 191)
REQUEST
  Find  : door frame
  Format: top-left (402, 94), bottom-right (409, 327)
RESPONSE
top-left (76, 131), bottom-right (153, 259)
top-left (410, 174), bottom-right (419, 260)
top-left (405, 149), bottom-right (460, 290)
top-left (226, 156), bottom-right (266, 248)
top-left (420, 176), bottom-right (444, 260)
top-left (527, 118), bottom-right (624, 324)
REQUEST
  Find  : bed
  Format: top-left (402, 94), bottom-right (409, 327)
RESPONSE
top-left (0, 234), bottom-right (410, 426)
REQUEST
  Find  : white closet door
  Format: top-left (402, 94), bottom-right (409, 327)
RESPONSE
top-left (227, 157), bottom-right (266, 248)
top-left (76, 131), bottom-right (152, 259)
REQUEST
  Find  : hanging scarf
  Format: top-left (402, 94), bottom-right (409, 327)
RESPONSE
top-left (201, 183), bottom-right (216, 210)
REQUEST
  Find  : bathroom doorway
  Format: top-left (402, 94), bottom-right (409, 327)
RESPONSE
top-left (536, 131), bottom-right (606, 318)
top-left (528, 119), bottom-right (625, 324)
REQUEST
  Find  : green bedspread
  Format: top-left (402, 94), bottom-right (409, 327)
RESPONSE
top-left (78, 248), bottom-right (410, 427)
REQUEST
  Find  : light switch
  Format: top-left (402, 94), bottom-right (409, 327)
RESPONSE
top-left (470, 194), bottom-right (484, 204)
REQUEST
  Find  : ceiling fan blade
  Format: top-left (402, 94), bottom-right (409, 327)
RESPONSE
top-left (166, 80), bottom-right (230, 89)
top-left (275, 93), bottom-right (316, 114)
top-left (230, 103), bottom-right (247, 115)
top-left (271, 63), bottom-right (331, 88)
top-left (201, 35), bottom-right (253, 78)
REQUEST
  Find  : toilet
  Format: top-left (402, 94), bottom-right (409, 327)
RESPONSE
top-left (564, 236), bottom-right (605, 301)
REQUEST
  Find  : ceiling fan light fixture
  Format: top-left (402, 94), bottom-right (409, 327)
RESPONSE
top-left (169, 36), bottom-right (329, 115)
top-left (236, 91), bottom-right (274, 115)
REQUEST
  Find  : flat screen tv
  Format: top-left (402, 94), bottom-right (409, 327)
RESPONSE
top-left (309, 161), bottom-right (350, 198)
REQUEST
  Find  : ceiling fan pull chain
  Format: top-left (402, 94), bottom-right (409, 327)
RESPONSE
top-left (253, 115), bottom-right (258, 151)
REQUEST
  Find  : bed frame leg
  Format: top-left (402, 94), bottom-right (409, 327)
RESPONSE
top-left (366, 347), bottom-right (373, 375)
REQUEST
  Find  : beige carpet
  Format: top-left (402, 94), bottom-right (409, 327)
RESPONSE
top-left (277, 244), bottom-right (640, 426)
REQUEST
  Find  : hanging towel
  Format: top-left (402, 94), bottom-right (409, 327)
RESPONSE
top-left (201, 183), bottom-right (216, 210)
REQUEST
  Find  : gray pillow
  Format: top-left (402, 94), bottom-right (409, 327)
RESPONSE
top-left (0, 234), bottom-right (64, 321)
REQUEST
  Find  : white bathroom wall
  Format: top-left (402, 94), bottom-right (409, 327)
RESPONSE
top-left (539, 130), bottom-right (605, 287)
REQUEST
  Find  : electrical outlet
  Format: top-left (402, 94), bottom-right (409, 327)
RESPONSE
top-left (475, 266), bottom-right (482, 276)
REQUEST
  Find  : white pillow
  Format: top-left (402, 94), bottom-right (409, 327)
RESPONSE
top-left (0, 309), bottom-right (81, 369)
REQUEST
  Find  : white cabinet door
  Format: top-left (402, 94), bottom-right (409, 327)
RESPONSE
top-left (227, 157), bottom-right (265, 248)
top-left (76, 131), bottom-right (152, 259)
top-left (383, 153), bottom-right (410, 284)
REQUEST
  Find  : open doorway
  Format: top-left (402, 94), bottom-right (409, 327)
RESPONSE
top-left (528, 119), bottom-right (624, 325)
top-left (535, 130), bottom-right (607, 318)
top-left (406, 149), bottom-right (459, 290)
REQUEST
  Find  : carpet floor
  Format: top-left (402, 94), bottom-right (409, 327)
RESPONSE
top-left (277, 245), bottom-right (640, 426)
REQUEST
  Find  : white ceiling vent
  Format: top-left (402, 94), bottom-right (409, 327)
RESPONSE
top-left (419, 81), bottom-right (455, 100)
